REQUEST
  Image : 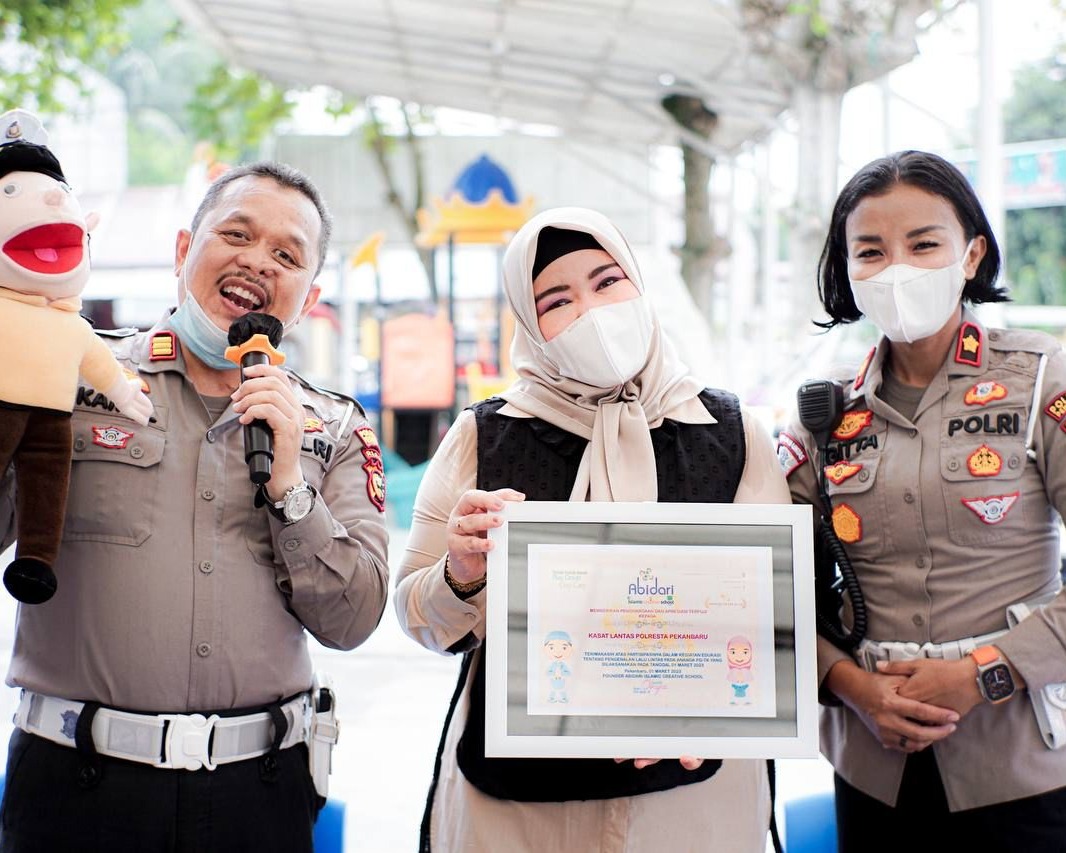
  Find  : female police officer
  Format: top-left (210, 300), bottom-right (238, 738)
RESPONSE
top-left (780, 150), bottom-right (1066, 853)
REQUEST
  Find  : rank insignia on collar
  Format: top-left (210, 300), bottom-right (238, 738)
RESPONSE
top-left (122, 367), bottom-right (149, 394)
top-left (954, 322), bottom-right (982, 367)
top-left (832, 503), bottom-right (862, 543)
top-left (832, 409), bottom-right (873, 441)
top-left (853, 347), bottom-right (875, 392)
top-left (961, 491), bottom-right (1019, 525)
top-left (776, 432), bottom-right (807, 478)
top-left (150, 330), bottom-right (176, 361)
top-left (967, 444), bottom-right (1002, 477)
top-left (92, 425), bottom-right (134, 449)
top-left (825, 461), bottom-right (863, 485)
top-left (1044, 390), bottom-right (1066, 422)
top-left (964, 381), bottom-right (1006, 406)
top-left (303, 417), bottom-right (324, 433)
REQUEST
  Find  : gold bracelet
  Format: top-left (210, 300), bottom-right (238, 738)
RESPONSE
top-left (444, 555), bottom-right (486, 594)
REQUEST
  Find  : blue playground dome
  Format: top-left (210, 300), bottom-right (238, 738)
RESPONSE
top-left (450, 154), bottom-right (518, 204)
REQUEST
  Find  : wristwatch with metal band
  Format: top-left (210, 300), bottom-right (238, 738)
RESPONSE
top-left (972, 645), bottom-right (1015, 704)
top-left (264, 482), bottom-right (316, 524)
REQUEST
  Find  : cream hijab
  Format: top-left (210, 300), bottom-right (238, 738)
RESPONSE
top-left (499, 207), bottom-right (704, 502)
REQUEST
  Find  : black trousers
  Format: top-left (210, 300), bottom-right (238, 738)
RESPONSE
top-left (835, 747), bottom-right (1066, 853)
top-left (0, 729), bottom-right (321, 853)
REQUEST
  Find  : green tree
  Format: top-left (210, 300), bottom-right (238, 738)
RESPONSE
top-left (0, 0), bottom-right (138, 112)
top-left (1002, 54), bottom-right (1066, 305)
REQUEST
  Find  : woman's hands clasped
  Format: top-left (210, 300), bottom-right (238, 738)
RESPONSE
top-left (446, 488), bottom-right (526, 585)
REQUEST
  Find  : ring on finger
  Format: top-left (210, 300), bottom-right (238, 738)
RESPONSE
top-left (455, 518), bottom-right (462, 531)
top-left (899, 735), bottom-right (908, 749)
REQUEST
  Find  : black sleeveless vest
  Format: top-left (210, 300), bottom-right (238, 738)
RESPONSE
top-left (455, 389), bottom-right (746, 802)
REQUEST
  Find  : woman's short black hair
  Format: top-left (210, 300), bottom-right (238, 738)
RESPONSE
top-left (816, 150), bottom-right (1008, 329)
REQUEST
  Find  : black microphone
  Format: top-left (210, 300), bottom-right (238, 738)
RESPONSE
top-left (225, 312), bottom-right (285, 486)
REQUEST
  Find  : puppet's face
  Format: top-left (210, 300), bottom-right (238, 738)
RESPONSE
top-left (0, 170), bottom-right (97, 299)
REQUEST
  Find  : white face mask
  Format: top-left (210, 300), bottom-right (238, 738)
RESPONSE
top-left (849, 241), bottom-right (973, 343)
top-left (541, 296), bottom-right (653, 388)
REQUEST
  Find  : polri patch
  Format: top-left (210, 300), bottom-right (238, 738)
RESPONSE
top-left (832, 410), bottom-right (873, 441)
top-left (832, 504), bottom-right (862, 543)
top-left (825, 461), bottom-right (863, 485)
top-left (853, 347), bottom-right (876, 392)
top-left (356, 425), bottom-right (386, 512)
top-left (961, 492), bottom-right (1019, 525)
top-left (1044, 390), bottom-right (1066, 423)
top-left (967, 444), bottom-right (1002, 477)
top-left (150, 330), bottom-right (176, 361)
top-left (775, 432), bottom-right (807, 478)
top-left (92, 425), bottom-right (134, 449)
top-left (954, 322), bottom-right (982, 367)
top-left (964, 381), bottom-right (1006, 407)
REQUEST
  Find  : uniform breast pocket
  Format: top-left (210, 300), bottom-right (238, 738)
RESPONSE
top-left (824, 453), bottom-right (888, 559)
top-left (63, 415), bottom-right (166, 546)
top-left (940, 437), bottom-right (1027, 546)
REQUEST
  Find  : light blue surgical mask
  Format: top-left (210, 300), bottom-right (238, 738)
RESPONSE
top-left (166, 291), bottom-right (237, 370)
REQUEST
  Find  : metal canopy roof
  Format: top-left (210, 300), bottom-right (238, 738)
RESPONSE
top-left (171, 0), bottom-right (792, 154)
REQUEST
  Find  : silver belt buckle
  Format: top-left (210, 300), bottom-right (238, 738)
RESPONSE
top-left (159, 713), bottom-right (220, 771)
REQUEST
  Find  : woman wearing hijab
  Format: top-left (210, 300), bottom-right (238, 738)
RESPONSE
top-left (780, 151), bottom-right (1066, 852)
top-left (395, 207), bottom-right (790, 852)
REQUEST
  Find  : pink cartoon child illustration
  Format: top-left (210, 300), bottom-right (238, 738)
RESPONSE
top-left (726, 635), bottom-right (754, 705)
top-left (544, 630), bottom-right (574, 703)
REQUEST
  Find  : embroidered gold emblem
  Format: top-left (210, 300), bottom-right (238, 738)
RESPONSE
top-left (832, 410), bottom-right (873, 441)
top-left (832, 504), bottom-right (862, 543)
top-left (967, 444), bottom-right (1002, 477)
top-left (825, 462), bottom-right (863, 485)
top-left (964, 382), bottom-right (1006, 406)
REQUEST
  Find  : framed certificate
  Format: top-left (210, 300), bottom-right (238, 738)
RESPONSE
top-left (484, 501), bottom-right (817, 759)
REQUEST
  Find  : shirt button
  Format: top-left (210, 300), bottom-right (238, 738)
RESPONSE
top-left (912, 614), bottom-right (925, 627)
top-left (196, 642), bottom-right (212, 657)
top-left (206, 430), bottom-right (216, 443)
top-left (916, 557), bottom-right (926, 568)
top-left (1008, 455), bottom-right (1021, 469)
top-left (947, 459), bottom-right (960, 472)
top-left (130, 446), bottom-right (144, 459)
top-left (73, 438), bottom-right (86, 452)
top-left (903, 492), bottom-right (915, 504)
top-left (284, 540), bottom-right (300, 552)
top-left (909, 429), bottom-right (918, 438)
top-left (201, 489), bottom-right (215, 501)
top-left (858, 470), bottom-right (870, 482)
top-left (199, 560), bottom-right (214, 574)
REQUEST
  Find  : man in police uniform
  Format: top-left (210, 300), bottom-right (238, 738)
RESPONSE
top-left (0, 162), bottom-right (389, 852)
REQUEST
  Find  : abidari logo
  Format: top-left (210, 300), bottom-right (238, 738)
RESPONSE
top-left (628, 567), bottom-right (675, 601)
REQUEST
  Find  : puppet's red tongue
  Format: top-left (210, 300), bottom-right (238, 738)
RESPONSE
top-left (3, 223), bottom-right (83, 274)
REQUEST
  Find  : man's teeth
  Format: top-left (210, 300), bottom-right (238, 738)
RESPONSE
top-left (221, 285), bottom-right (263, 308)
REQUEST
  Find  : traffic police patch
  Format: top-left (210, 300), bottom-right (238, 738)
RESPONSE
top-left (967, 444), bottom-right (1002, 477)
top-left (832, 504), bottom-right (862, 543)
top-left (1044, 390), bottom-right (1066, 423)
top-left (150, 330), bottom-right (176, 361)
top-left (961, 492), bottom-right (1019, 525)
top-left (964, 381), bottom-right (1006, 406)
top-left (832, 410), bottom-right (873, 441)
top-left (356, 425), bottom-right (386, 512)
top-left (92, 425), bottom-right (134, 449)
top-left (825, 461), bottom-right (863, 485)
top-left (954, 323), bottom-right (982, 367)
top-left (775, 432), bottom-right (807, 478)
top-left (853, 347), bottom-right (875, 392)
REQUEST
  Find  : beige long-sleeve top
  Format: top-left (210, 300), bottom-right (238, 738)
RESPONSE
top-left (395, 399), bottom-right (789, 853)
top-left (0, 319), bottom-right (390, 712)
top-left (782, 313), bottom-right (1066, 810)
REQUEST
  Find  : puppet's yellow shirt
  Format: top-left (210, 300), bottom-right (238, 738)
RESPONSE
top-left (0, 287), bottom-right (124, 412)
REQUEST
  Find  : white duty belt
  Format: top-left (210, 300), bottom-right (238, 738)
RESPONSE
top-left (855, 629), bottom-right (1008, 672)
top-left (14, 690), bottom-right (310, 771)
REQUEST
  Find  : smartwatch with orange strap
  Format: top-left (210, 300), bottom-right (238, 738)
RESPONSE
top-left (972, 645), bottom-right (1016, 704)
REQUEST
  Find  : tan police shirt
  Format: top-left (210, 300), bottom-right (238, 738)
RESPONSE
top-left (0, 319), bottom-right (389, 712)
top-left (780, 311), bottom-right (1066, 810)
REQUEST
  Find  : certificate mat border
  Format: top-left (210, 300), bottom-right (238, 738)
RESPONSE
top-left (485, 501), bottom-right (817, 759)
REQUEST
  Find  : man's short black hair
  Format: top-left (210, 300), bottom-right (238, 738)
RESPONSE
top-left (190, 161), bottom-right (333, 277)
top-left (817, 150), bottom-right (1008, 329)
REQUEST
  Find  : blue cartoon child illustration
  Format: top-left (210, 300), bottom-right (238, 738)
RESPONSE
top-left (726, 635), bottom-right (754, 705)
top-left (544, 630), bottom-right (574, 703)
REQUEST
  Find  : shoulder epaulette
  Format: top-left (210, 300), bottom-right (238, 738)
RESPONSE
top-left (93, 326), bottom-right (139, 339)
top-left (286, 368), bottom-right (368, 419)
top-left (987, 326), bottom-right (1062, 357)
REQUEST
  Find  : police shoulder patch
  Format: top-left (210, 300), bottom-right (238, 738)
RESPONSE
top-left (1044, 390), bottom-right (1066, 423)
top-left (954, 322), bottom-right (982, 367)
top-left (775, 432), bottom-right (807, 478)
